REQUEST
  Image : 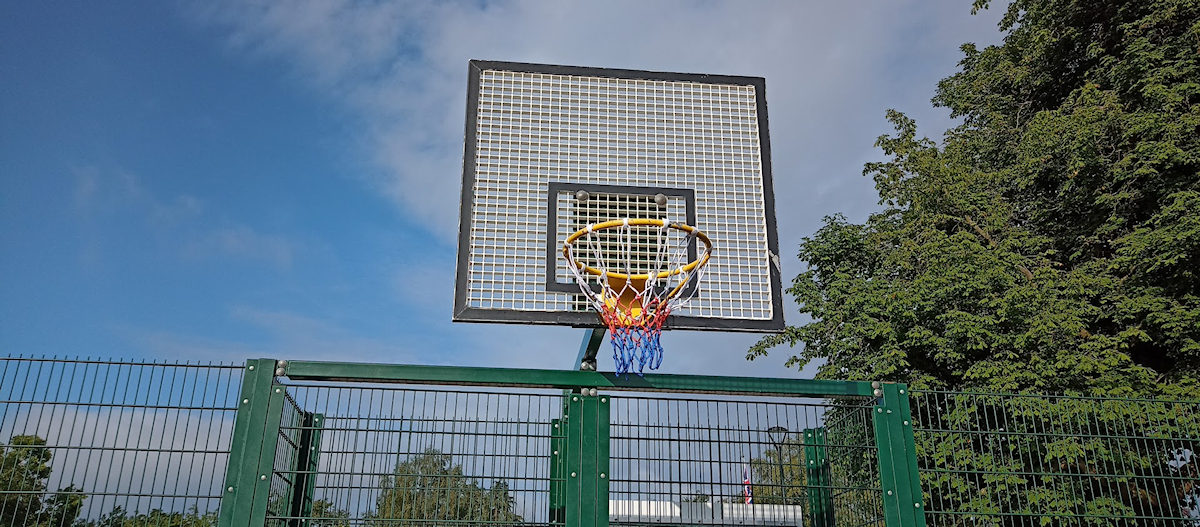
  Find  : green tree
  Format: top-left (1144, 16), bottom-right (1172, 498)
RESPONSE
top-left (749, 0), bottom-right (1200, 522)
top-left (368, 449), bottom-right (522, 527)
top-left (82, 506), bottom-right (217, 527)
top-left (0, 435), bottom-right (85, 527)
top-left (309, 500), bottom-right (350, 527)
top-left (751, 0), bottom-right (1200, 397)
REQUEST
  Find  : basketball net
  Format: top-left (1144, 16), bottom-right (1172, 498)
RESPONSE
top-left (563, 218), bottom-right (712, 375)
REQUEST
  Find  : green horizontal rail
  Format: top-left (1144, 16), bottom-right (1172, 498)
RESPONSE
top-left (282, 360), bottom-right (876, 397)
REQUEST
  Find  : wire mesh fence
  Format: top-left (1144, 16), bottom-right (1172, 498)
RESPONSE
top-left (269, 382), bottom-right (565, 527)
top-left (0, 356), bottom-right (243, 527)
top-left (608, 393), bottom-right (883, 527)
top-left (910, 390), bottom-right (1200, 526)
top-left (8, 356), bottom-right (1197, 527)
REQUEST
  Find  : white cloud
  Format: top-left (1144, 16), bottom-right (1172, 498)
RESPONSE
top-left (184, 225), bottom-right (296, 268)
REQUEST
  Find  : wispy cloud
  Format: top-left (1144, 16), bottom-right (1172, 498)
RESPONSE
top-left (69, 165), bottom-right (297, 269)
top-left (131, 306), bottom-right (419, 363)
top-left (184, 225), bottom-right (296, 268)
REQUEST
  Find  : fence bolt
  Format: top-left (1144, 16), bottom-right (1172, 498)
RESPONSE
top-left (600, 473), bottom-right (606, 479)
top-left (571, 472), bottom-right (577, 478)
top-left (887, 490), bottom-right (893, 496)
top-left (877, 408), bottom-right (883, 413)
top-left (887, 409), bottom-right (892, 414)
top-left (899, 389), bottom-right (905, 394)
top-left (242, 398), bottom-right (249, 404)
top-left (274, 388), bottom-right (282, 393)
top-left (227, 486), bottom-right (234, 492)
top-left (601, 398), bottom-right (607, 403)
top-left (248, 365), bottom-right (255, 370)
top-left (915, 503), bottom-right (921, 508)
top-left (553, 450), bottom-right (558, 455)
top-left (903, 420), bottom-right (910, 426)
top-left (260, 475), bottom-right (267, 481)
top-left (873, 388), bottom-right (883, 397)
top-left (572, 396), bottom-right (578, 401)
top-left (871, 381), bottom-right (881, 388)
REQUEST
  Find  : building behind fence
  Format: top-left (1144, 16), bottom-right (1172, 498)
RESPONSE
top-left (1, 356), bottom-right (1197, 526)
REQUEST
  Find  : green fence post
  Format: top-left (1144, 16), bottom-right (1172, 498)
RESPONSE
top-left (803, 427), bottom-right (834, 527)
top-left (288, 412), bottom-right (324, 527)
top-left (564, 391), bottom-right (610, 527)
top-left (219, 359), bottom-right (280, 527)
top-left (248, 383), bottom-right (288, 526)
top-left (550, 417), bottom-right (566, 524)
top-left (873, 383), bottom-right (926, 527)
top-left (893, 385), bottom-right (925, 526)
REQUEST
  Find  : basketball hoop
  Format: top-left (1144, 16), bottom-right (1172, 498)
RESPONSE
top-left (562, 218), bottom-right (713, 375)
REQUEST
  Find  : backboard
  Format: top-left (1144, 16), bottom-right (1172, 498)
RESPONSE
top-left (453, 60), bottom-right (784, 332)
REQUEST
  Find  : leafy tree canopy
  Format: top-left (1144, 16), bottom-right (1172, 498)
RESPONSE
top-left (369, 448), bottom-right (522, 527)
top-left (0, 435), bottom-right (85, 527)
top-left (751, 0), bottom-right (1200, 396)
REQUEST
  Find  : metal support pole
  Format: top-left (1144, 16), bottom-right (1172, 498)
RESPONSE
top-left (872, 383), bottom-right (926, 527)
top-left (218, 359), bottom-right (282, 527)
top-left (575, 328), bottom-right (606, 371)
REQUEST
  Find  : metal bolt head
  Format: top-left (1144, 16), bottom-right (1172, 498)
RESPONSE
top-left (873, 388), bottom-right (883, 397)
top-left (260, 475), bottom-right (267, 480)
top-left (572, 396), bottom-right (578, 401)
top-left (903, 420), bottom-right (910, 426)
top-left (600, 398), bottom-right (607, 403)
top-left (899, 389), bottom-right (905, 394)
top-left (275, 368), bottom-right (285, 376)
top-left (274, 388), bottom-right (282, 393)
top-left (248, 365), bottom-right (255, 371)
top-left (277, 360), bottom-right (287, 368)
top-left (242, 398), bottom-right (249, 404)
top-left (871, 381), bottom-right (881, 389)
top-left (553, 450), bottom-right (559, 456)
top-left (600, 473), bottom-right (607, 479)
top-left (228, 486), bottom-right (235, 492)
top-left (887, 490), bottom-right (893, 496)
top-left (588, 388), bottom-right (598, 397)
top-left (571, 472), bottom-right (577, 478)
top-left (915, 503), bottom-right (921, 508)
top-left (877, 408), bottom-right (883, 413)
top-left (887, 409), bottom-right (892, 414)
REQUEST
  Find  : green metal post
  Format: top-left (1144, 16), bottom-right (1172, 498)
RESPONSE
top-left (248, 384), bottom-right (288, 526)
top-left (803, 427), bottom-right (833, 527)
top-left (893, 386), bottom-right (925, 526)
top-left (219, 359), bottom-right (280, 527)
top-left (289, 412), bottom-right (324, 527)
top-left (563, 391), bottom-right (610, 527)
top-left (550, 417), bottom-right (566, 524)
top-left (873, 383), bottom-right (926, 527)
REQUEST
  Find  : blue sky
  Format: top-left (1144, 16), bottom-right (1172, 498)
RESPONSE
top-left (1, 1), bottom-right (1002, 377)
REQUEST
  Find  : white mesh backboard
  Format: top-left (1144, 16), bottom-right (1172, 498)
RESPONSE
top-left (454, 61), bottom-right (783, 331)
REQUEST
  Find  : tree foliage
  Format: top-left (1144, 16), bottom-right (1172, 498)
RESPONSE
top-left (0, 435), bottom-right (85, 527)
top-left (368, 448), bottom-right (522, 527)
top-left (751, 0), bottom-right (1200, 397)
top-left (81, 506), bottom-right (216, 527)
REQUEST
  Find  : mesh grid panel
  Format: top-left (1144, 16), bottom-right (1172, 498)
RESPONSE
top-left (462, 66), bottom-right (775, 324)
